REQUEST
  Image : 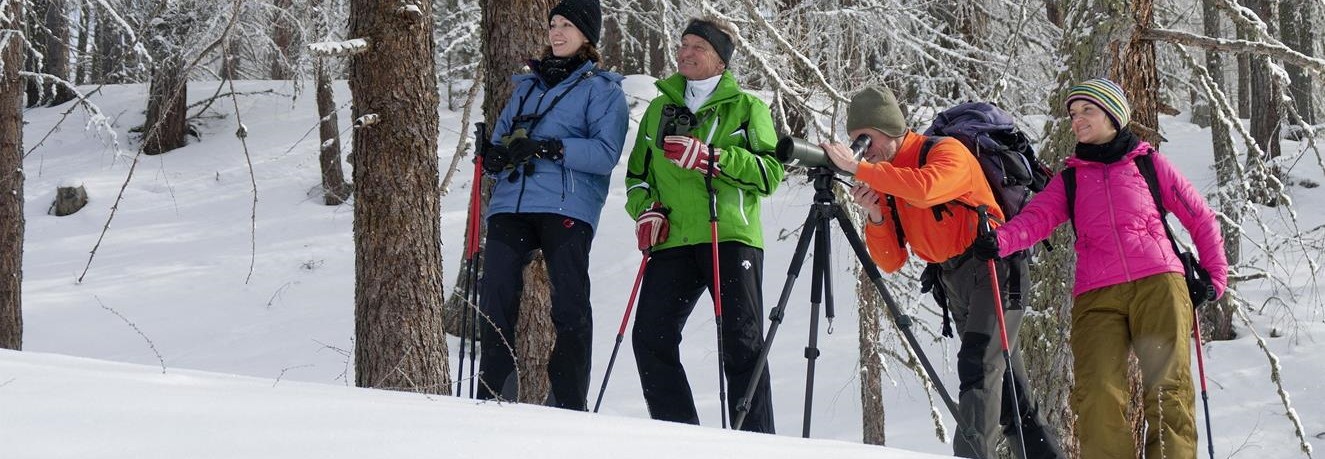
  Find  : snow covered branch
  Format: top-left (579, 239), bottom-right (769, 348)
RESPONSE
top-left (1141, 28), bottom-right (1325, 76)
top-left (309, 38), bottom-right (371, 57)
top-left (354, 113), bottom-right (380, 129)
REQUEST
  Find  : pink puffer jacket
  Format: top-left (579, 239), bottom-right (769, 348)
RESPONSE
top-left (997, 141), bottom-right (1228, 297)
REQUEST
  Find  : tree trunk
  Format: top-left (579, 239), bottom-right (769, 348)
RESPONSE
top-left (316, 58), bottom-right (350, 205)
top-left (933, 0), bottom-right (989, 98)
top-left (1235, 25), bottom-right (1251, 118)
top-left (142, 10), bottom-right (192, 156)
top-left (451, 0), bottom-right (555, 402)
top-left (857, 268), bottom-right (886, 446)
top-left (1046, 0), bottom-right (1064, 28)
top-left (1, 0), bottom-right (26, 350)
top-left (1279, 0), bottom-right (1315, 125)
top-left (142, 56), bottom-right (189, 155)
top-left (349, 0), bottom-right (450, 394)
top-left (220, 37), bottom-right (241, 80)
top-left (93, 9), bottom-right (122, 84)
top-left (601, 0), bottom-right (665, 75)
top-left (35, 0), bottom-right (74, 105)
top-left (515, 256), bottom-right (553, 402)
top-left (1113, 0), bottom-right (1160, 146)
top-left (1248, 0), bottom-right (1282, 159)
top-left (1201, 0), bottom-right (1239, 341)
top-left (271, 0), bottom-right (295, 80)
top-left (22, 7), bottom-right (40, 107)
top-left (1246, 0), bottom-right (1283, 207)
top-left (74, 0), bottom-right (90, 85)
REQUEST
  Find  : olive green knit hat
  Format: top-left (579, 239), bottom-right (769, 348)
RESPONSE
top-left (847, 85), bottom-right (907, 137)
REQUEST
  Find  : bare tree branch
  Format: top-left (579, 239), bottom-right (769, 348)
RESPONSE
top-left (1141, 28), bottom-right (1325, 75)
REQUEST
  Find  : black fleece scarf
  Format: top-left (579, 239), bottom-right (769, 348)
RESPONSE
top-left (1075, 128), bottom-right (1140, 164)
top-left (532, 55), bottom-right (587, 87)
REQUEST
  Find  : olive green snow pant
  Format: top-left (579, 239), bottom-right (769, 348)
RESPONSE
top-left (1072, 272), bottom-right (1196, 459)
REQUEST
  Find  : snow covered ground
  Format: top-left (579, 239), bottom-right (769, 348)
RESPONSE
top-left (4, 79), bottom-right (1323, 457)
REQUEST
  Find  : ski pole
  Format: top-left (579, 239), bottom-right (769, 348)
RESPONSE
top-left (706, 149), bottom-right (728, 429)
top-left (593, 251), bottom-right (650, 412)
top-left (697, 120), bottom-right (728, 428)
top-left (457, 122), bottom-right (488, 398)
top-left (1193, 314), bottom-right (1215, 459)
top-left (978, 207), bottom-right (1027, 459)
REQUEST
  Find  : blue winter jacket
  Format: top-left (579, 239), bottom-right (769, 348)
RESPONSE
top-left (487, 60), bottom-right (629, 230)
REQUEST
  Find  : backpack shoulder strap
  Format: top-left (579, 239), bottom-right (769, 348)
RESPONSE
top-left (1134, 153), bottom-right (1186, 256)
top-left (918, 136), bottom-right (943, 165)
top-left (885, 195), bottom-right (907, 249)
top-left (918, 136), bottom-right (955, 221)
top-left (1134, 154), bottom-right (1165, 215)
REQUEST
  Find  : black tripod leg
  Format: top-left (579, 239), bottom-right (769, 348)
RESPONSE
top-left (829, 207), bottom-right (961, 418)
top-left (801, 208), bottom-right (832, 438)
top-left (731, 207), bottom-right (819, 431)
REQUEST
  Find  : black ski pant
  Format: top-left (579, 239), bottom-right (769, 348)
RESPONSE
top-left (477, 213), bottom-right (594, 411)
top-left (631, 242), bottom-right (775, 433)
top-left (941, 253), bottom-right (1064, 459)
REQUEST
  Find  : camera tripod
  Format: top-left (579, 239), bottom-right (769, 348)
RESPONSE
top-left (731, 166), bottom-right (960, 437)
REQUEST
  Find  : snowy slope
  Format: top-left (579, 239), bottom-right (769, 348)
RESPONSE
top-left (7, 79), bottom-right (1324, 457)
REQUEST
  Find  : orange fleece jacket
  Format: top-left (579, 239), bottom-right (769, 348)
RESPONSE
top-left (856, 132), bottom-right (1004, 273)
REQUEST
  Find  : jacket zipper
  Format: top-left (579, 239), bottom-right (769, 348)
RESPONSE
top-left (1103, 165), bottom-right (1132, 280)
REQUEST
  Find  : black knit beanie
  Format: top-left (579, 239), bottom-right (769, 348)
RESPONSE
top-left (549, 0), bottom-right (602, 45)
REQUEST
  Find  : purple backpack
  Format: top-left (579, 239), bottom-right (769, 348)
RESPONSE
top-left (921, 101), bottom-right (1051, 220)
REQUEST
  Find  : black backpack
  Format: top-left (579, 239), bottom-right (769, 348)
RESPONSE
top-left (887, 102), bottom-right (1052, 337)
top-left (1062, 152), bottom-right (1217, 308)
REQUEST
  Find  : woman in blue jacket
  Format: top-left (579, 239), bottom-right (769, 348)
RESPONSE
top-left (477, 0), bottom-right (628, 411)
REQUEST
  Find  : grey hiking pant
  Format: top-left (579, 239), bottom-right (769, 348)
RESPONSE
top-left (941, 253), bottom-right (1063, 459)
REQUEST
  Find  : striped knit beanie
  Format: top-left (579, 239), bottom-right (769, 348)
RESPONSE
top-left (1066, 78), bottom-right (1131, 129)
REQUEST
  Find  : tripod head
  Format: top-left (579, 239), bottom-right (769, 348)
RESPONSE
top-left (807, 166), bottom-right (855, 205)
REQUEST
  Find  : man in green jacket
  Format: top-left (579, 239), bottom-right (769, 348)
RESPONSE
top-left (625, 16), bottom-right (785, 434)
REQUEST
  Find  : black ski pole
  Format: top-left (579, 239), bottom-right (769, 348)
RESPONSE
top-left (1193, 313), bottom-right (1216, 459)
top-left (977, 207), bottom-right (1027, 459)
top-left (593, 251), bottom-right (650, 412)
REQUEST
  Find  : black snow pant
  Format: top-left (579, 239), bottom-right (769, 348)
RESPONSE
top-left (477, 213), bottom-right (594, 411)
top-left (631, 242), bottom-right (775, 433)
top-left (941, 252), bottom-right (1064, 459)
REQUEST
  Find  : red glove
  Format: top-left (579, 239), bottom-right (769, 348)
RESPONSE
top-left (635, 204), bottom-right (669, 251)
top-left (662, 136), bottom-right (720, 174)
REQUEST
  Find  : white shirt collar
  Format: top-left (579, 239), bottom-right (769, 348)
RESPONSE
top-left (684, 74), bottom-right (722, 114)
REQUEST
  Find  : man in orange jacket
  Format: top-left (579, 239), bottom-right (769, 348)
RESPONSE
top-left (821, 86), bottom-right (1063, 459)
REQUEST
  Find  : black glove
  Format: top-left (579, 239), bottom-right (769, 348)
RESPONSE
top-left (482, 144), bottom-right (511, 174)
top-left (971, 231), bottom-right (1000, 261)
top-left (508, 137), bottom-right (564, 163)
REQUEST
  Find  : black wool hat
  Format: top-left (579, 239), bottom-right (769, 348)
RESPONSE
top-left (683, 19), bottom-right (734, 65)
top-left (549, 0), bottom-right (602, 45)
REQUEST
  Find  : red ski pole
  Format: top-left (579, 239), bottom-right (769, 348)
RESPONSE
top-left (592, 251), bottom-right (650, 412)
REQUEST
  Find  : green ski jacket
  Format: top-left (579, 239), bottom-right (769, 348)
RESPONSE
top-left (625, 72), bottom-right (784, 250)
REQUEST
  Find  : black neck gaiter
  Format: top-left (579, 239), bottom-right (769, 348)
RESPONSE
top-left (1075, 128), bottom-right (1140, 164)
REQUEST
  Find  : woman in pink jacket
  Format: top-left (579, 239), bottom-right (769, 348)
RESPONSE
top-left (970, 78), bottom-right (1228, 458)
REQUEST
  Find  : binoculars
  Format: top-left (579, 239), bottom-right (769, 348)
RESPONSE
top-left (656, 104), bottom-right (697, 148)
